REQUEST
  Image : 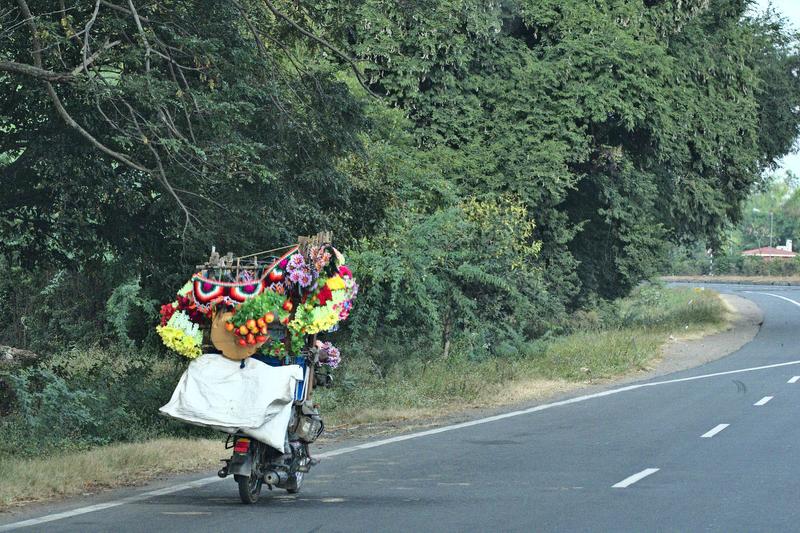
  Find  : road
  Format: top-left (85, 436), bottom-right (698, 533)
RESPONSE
top-left (3, 284), bottom-right (800, 532)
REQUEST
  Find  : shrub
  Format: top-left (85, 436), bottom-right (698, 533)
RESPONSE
top-left (0, 346), bottom-right (211, 458)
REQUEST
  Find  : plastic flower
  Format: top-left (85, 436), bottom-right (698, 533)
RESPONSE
top-left (157, 326), bottom-right (202, 359)
top-left (338, 265), bottom-right (352, 278)
top-left (326, 275), bottom-right (346, 291)
top-left (315, 340), bottom-right (341, 368)
top-left (298, 271), bottom-right (313, 287)
top-left (286, 253), bottom-right (314, 288)
top-left (159, 301), bottom-right (178, 326)
top-left (156, 310), bottom-right (202, 359)
top-left (309, 246), bottom-right (332, 272)
top-left (287, 253), bottom-right (306, 271)
top-left (289, 302), bottom-right (340, 335)
top-left (316, 284), bottom-right (333, 305)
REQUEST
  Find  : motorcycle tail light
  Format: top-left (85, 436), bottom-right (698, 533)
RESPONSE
top-left (233, 438), bottom-right (250, 453)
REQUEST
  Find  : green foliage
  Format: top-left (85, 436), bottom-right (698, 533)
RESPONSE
top-left (317, 285), bottom-right (727, 422)
top-left (666, 172), bottom-right (800, 276)
top-left (106, 278), bottom-right (157, 348)
top-left (230, 291), bottom-right (287, 327)
top-left (316, 0), bottom-right (800, 299)
top-left (616, 284), bottom-right (726, 330)
top-left (3, 368), bottom-right (123, 453)
top-left (0, 346), bottom-right (210, 458)
top-left (349, 195), bottom-right (555, 365)
top-left (1, 1), bottom-right (799, 458)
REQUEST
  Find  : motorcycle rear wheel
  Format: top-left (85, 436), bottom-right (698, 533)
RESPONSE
top-left (235, 473), bottom-right (262, 504)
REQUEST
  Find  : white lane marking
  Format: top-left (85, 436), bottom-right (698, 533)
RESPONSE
top-left (744, 291), bottom-right (800, 308)
top-left (612, 468), bottom-right (660, 488)
top-left (7, 358), bottom-right (800, 530)
top-left (754, 396), bottom-right (773, 406)
top-left (700, 424), bottom-right (729, 438)
top-left (788, 376), bottom-right (800, 384)
top-left (0, 477), bottom-right (220, 532)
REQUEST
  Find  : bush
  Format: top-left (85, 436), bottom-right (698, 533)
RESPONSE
top-left (0, 346), bottom-right (211, 458)
top-left (348, 196), bottom-right (562, 367)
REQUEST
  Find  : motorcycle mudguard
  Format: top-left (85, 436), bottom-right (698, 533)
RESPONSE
top-left (228, 450), bottom-right (253, 476)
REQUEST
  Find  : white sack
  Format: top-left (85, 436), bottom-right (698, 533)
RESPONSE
top-left (159, 353), bottom-right (303, 451)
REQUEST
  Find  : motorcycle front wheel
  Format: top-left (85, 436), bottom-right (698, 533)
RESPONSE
top-left (285, 471), bottom-right (303, 494)
top-left (235, 472), bottom-right (262, 504)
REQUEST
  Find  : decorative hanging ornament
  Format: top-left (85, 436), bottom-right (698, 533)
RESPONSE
top-left (268, 267), bottom-right (285, 283)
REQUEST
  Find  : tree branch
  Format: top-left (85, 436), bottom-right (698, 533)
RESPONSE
top-left (71, 39), bottom-right (121, 75)
top-left (0, 60), bottom-right (75, 82)
top-left (17, 0), bottom-right (151, 173)
top-left (98, 0), bottom-right (152, 23)
top-left (81, 0), bottom-right (102, 74)
top-left (260, 0), bottom-right (380, 98)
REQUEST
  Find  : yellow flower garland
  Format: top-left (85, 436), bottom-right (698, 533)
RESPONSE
top-left (156, 326), bottom-right (202, 358)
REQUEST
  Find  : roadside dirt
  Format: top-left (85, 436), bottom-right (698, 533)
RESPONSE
top-left (639, 294), bottom-right (762, 379)
top-left (662, 275), bottom-right (800, 286)
top-left (319, 293), bottom-right (763, 446)
top-left (1, 293), bottom-right (762, 513)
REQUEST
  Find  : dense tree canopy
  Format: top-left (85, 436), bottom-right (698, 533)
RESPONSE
top-left (313, 0), bottom-right (800, 298)
top-left (1, 0), bottom-right (799, 355)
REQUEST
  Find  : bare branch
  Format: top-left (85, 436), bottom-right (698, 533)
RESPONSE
top-left (231, 0), bottom-right (269, 58)
top-left (98, 0), bottom-right (151, 23)
top-left (71, 39), bottom-right (121, 75)
top-left (127, 0), bottom-right (151, 73)
top-left (0, 60), bottom-right (75, 82)
top-left (17, 0), bottom-right (151, 173)
top-left (82, 0), bottom-right (101, 73)
top-left (174, 188), bottom-right (226, 209)
top-left (123, 100), bottom-right (197, 232)
top-left (260, 0), bottom-right (380, 98)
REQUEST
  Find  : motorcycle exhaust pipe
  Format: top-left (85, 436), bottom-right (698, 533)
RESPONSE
top-left (265, 470), bottom-right (288, 486)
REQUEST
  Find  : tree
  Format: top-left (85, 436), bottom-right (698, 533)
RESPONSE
top-left (0, 0), bottom-right (373, 276)
top-left (313, 0), bottom-right (800, 299)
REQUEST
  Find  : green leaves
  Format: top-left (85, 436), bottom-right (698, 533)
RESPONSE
top-left (2, 0), bottom-right (799, 363)
top-left (319, 0), bottom-right (800, 300)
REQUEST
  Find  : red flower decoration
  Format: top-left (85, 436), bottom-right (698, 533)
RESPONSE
top-left (176, 295), bottom-right (205, 323)
top-left (316, 285), bottom-right (333, 306)
top-left (159, 303), bottom-right (177, 326)
top-left (338, 265), bottom-right (352, 278)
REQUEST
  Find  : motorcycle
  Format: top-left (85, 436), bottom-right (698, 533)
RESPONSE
top-left (216, 348), bottom-right (331, 504)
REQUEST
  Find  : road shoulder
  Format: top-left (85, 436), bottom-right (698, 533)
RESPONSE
top-left (321, 292), bottom-right (763, 444)
top-left (630, 293), bottom-right (762, 381)
top-left (0, 291), bottom-right (763, 520)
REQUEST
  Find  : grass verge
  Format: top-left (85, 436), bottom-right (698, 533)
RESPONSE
top-left (662, 275), bottom-right (800, 285)
top-left (316, 284), bottom-right (728, 427)
top-left (0, 438), bottom-right (220, 510)
top-left (0, 285), bottom-right (728, 511)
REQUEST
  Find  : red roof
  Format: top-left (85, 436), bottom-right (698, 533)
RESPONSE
top-left (741, 246), bottom-right (797, 257)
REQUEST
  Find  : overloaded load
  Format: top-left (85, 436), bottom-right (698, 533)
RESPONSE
top-left (159, 354), bottom-right (302, 451)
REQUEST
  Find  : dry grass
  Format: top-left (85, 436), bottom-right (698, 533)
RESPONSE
top-left (662, 275), bottom-right (800, 285)
top-left (320, 286), bottom-right (728, 426)
top-left (468, 378), bottom-right (575, 407)
top-left (0, 286), bottom-right (730, 511)
top-left (0, 438), bottom-right (220, 511)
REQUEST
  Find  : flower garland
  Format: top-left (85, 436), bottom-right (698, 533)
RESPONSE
top-left (156, 243), bottom-right (357, 364)
top-left (156, 311), bottom-right (203, 359)
top-left (315, 340), bottom-right (341, 368)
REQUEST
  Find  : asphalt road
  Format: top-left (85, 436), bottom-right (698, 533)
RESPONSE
top-left (3, 284), bottom-right (800, 532)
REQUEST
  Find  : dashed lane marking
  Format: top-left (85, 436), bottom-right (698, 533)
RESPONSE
top-left (754, 396), bottom-right (773, 406)
top-left (7, 359), bottom-right (800, 530)
top-left (612, 468), bottom-right (660, 488)
top-left (701, 424), bottom-right (729, 438)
